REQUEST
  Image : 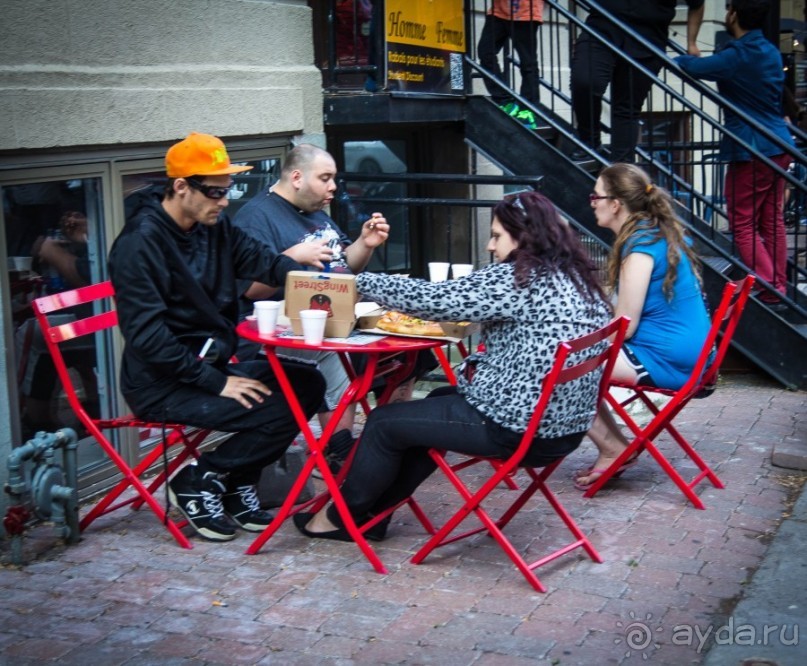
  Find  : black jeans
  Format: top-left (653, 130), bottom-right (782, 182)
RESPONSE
top-left (339, 386), bottom-right (584, 519)
top-left (477, 16), bottom-right (540, 106)
top-left (131, 360), bottom-right (325, 486)
top-left (570, 23), bottom-right (664, 163)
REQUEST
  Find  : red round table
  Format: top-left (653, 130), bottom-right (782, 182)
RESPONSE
top-left (236, 319), bottom-right (446, 572)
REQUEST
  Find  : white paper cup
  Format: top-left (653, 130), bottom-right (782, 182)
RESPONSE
top-left (451, 263), bottom-right (473, 279)
top-left (428, 262), bottom-right (450, 282)
top-left (10, 256), bottom-right (33, 272)
top-left (299, 309), bottom-right (328, 345)
top-left (254, 301), bottom-right (280, 335)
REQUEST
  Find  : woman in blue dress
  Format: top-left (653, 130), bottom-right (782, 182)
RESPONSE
top-left (575, 163), bottom-right (711, 489)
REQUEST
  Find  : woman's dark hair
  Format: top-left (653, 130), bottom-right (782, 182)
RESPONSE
top-left (599, 163), bottom-right (702, 300)
top-left (491, 190), bottom-right (607, 303)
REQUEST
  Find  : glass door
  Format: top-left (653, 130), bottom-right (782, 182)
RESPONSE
top-left (3, 175), bottom-right (112, 474)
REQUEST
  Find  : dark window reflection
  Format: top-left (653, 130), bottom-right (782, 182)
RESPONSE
top-left (4, 178), bottom-right (103, 451)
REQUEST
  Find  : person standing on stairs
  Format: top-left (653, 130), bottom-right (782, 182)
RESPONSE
top-left (570, 0), bottom-right (704, 162)
top-left (477, 0), bottom-right (544, 130)
top-left (676, 0), bottom-right (795, 307)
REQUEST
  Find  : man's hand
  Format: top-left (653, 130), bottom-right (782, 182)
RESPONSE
top-left (283, 240), bottom-right (334, 270)
top-left (219, 375), bottom-right (272, 409)
top-left (344, 212), bottom-right (389, 272)
top-left (360, 212), bottom-right (390, 249)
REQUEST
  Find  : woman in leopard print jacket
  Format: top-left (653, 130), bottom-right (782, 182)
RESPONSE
top-left (295, 191), bottom-right (612, 542)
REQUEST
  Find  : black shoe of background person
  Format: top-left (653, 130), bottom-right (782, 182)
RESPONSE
top-left (312, 428), bottom-right (356, 480)
top-left (222, 484), bottom-right (275, 532)
top-left (757, 290), bottom-right (790, 313)
top-left (168, 465), bottom-right (237, 541)
top-left (569, 144), bottom-right (604, 163)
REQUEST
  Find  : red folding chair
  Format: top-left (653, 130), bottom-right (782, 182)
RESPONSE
top-left (582, 275), bottom-right (756, 509)
top-left (32, 281), bottom-right (210, 548)
top-left (410, 317), bottom-right (630, 591)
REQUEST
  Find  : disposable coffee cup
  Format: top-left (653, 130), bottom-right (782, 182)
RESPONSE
top-left (10, 256), bottom-right (33, 272)
top-left (451, 263), bottom-right (473, 279)
top-left (428, 262), bottom-right (450, 282)
top-left (299, 309), bottom-right (328, 345)
top-left (254, 301), bottom-right (280, 335)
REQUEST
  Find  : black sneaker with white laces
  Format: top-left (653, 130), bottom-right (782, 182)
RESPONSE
top-left (222, 484), bottom-right (274, 532)
top-left (168, 465), bottom-right (236, 541)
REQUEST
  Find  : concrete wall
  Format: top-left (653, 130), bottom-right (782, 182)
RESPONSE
top-left (0, 0), bottom-right (323, 149)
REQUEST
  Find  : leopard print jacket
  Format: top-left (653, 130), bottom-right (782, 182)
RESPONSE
top-left (357, 263), bottom-right (611, 437)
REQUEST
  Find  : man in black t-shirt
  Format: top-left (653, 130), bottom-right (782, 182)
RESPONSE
top-left (233, 144), bottom-right (390, 473)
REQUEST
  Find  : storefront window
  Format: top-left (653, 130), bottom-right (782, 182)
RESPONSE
top-left (0, 144), bottom-right (285, 493)
top-left (340, 140), bottom-right (409, 271)
top-left (4, 177), bottom-right (109, 471)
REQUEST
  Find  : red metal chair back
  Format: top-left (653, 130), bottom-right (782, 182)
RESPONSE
top-left (32, 280), bottom-right (208, 548)
top-left (699, 275), bottom-right (756, 393)
top-left (583, 275), bottom-right (756, 509)
top-left (409, 316), bottom-right (630, 591)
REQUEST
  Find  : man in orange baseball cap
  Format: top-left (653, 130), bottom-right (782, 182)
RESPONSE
top-left (109, 132), bottom-right (334, 542)
top-left (165, 131), bottom-right (253, 178)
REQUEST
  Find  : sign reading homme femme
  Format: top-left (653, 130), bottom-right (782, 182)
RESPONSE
top-left (384, 0), bottom-right (465, 96)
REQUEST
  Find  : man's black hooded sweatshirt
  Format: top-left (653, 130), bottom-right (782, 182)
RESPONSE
top-left (109, 187), bottom-right (302, 415)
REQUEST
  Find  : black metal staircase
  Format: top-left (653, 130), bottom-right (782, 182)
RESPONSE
top-left (454, 0), bottom-right (807, 389)
top-left (463, 95), bottom-right (807, 390)
top-left (318, 0), bottom-right (807, 389)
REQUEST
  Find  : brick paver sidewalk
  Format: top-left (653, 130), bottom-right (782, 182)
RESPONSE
top-left (0, 373), bottom-right (804, 665)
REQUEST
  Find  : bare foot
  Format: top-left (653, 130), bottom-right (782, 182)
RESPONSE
top-left (575, 449), bottom-right (639, 488)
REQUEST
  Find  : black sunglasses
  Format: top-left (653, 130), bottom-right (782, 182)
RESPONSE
top-left (186, 178), bottom-right (232, 200)
top-left (589, 192), bottom-right (615, 203)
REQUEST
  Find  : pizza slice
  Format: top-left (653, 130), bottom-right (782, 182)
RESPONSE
top-left (376, 310), bottom-right (445, 337)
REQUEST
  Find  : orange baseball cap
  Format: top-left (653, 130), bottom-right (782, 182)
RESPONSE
top-left (165, 132), bottom-right (253, 178)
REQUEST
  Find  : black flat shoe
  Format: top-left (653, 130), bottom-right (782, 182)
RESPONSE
top-left (293, 512), bottom-right (352, 542)
top-left (364, 514), bottom-right (392, 542)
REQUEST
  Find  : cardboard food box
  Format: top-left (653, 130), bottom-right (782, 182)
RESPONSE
top-left (285, 271), bottom-right (358, 338)
top-left (355, 302), bottom-right (386, 330)
top-left (439, 321), bottom-right (479, 339)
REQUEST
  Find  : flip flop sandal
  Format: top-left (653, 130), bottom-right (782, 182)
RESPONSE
top-left (574, 455), bottom-right (640, 491)
top-left (575, 453), bottom-right (639, 481)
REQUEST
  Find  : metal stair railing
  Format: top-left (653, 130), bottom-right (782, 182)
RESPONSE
top-left (466, 0), bottom-right (807, 315)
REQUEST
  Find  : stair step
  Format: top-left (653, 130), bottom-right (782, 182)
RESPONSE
top-left (702, 255), bottom-right (733, 274)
